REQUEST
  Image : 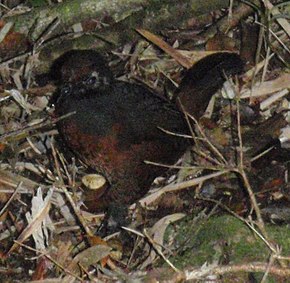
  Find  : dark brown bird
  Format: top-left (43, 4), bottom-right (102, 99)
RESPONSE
top-left (53, 50), bottom-right (243, 211)
top-left (51, 49), bottom-right (114, 84)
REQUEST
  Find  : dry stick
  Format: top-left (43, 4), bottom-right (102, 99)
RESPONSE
top-left (192, 148), bottom-right (225, 167)
top-left (122, 227), bottom-right (180, 273)
top-left (56, 149), bottom-right (98, 236)
top-left (71, 157), bottom-right (76, 188)
top-left (261, 253), bottom-right (276, 283)
top-left (187, 112), bottom-right (228, 165)
top-left (184, 262), bottom-right (290, 280)
top-left (245, 18), bottom-right (267, 100)
top-left (0, 52), bottom-right (31, 66)
top-left (250, 145), bottom-right (275, 163)
top-left (51, 140), bottom-right (93, 237)
top-left (158, 127), bottom-right (192, 140)
top-left (263, 0), bottom-right (290, 38)
top-left (127, 236), bottom-right (144, 268)
top-left (0, 112), bottom-right (75, 142)
top-left (0, 182), bottom-right (23, 217)
top-left (134, 170), bottom-right (231, 208)
top-left (57, 148), bottom-right (73, 188)
top-left (143, 228), bottom-right (180, 274)
top-left (199, 2), bottom-right (254, 44)
top-left (136, 29), bottom-right (191, 69)
top-left (24, 18), bottom-right (60, 88)
top-left (145, 160), bottom-right (229, 172)
top-left (275, 255), bottom-right (290, 261)
top-left (177, 99), bottom-right (226, 166)
top-left (158, 126), bottom-right (224, 166)
top-left (254, 21), bottom-right (290, 55)
top-left (34, 18), bottom-right (61, 52)
top-left (235, 96), bottom-right (268, 238)
top-left (14, 241), bottom-right (83, 281)
top-left (261, 47), bottom-right (272, 83)
top-left (177, 98), bottom-right (198, 144)
top-left (159, 126), bottom-right (224, 166)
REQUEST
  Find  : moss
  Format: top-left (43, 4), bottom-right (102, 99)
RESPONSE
top-left (167, 215), bottom-right (290, 272)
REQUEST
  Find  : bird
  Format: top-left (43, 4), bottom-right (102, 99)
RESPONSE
top-left (50, 49), bottom-right (114, 84)
top-left (53, 50), bottom-right (243, 211)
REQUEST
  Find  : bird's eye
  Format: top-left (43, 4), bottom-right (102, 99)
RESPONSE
top-left (85, 75), bottom-right (97, 86)
top-left (60, 84), bottom-right (72, 96)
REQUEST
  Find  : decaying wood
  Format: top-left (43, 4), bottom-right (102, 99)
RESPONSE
top-left (1, 0), bottom-right (235, 67)
top-left (6, 0), bottom-right (231, 40)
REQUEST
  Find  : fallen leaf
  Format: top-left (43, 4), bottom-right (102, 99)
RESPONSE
top-left (5, 187), bottom-right (53, 257)
top-left (63, 245), bottom-right (111, 282)
top-left (141, 213), bottom-right (185, 269)
top-left (136, 29), bottom-right (192, 69)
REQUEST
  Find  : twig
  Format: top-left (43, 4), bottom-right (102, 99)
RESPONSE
top-left (122, 226), bottom-right (180, 273)
top-left (261, 252), bottom-right (275, 283)
top-left (0, 112), bottom-right (75, 142)
top-left (14, 241), bottom-right (83, 281)
top-left (192, 148), bottom-right (225, 167)
top-left (144, 160), bottom-right (230, 172)
top-left (143, 228), bottom-right (180, 273)
top-left (250, 146), bottom-right (275, 163)
top-left (51, 140), bottom-right (94, 237)
top-left (184, 262), bottom-right (290, 280)
top-left (235, 93), bottom-right (268, 239)
top-left (187, 112), bottom-right (228, 165)
top-left (131, 170), bottom-right (231, 208)
top-left (0, 182), bottom-right (23, 217)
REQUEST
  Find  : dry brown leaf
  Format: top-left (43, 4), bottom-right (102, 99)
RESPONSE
top-left (136, 28), bottom-right (192, 69)
top-left (63, 245), bottom-right (111, 282)
top-left (54, 240), bottom-right (74, 268)
top-left (263, 0), bottom-right (290, 37)
top-left (0, 169), bottom-right (39, 193)
top-left (87, 235), bottom-right (111, 267)
top-left (260, 89), bottom-right (289, 110)
top-left (131, 170), bottom-right (230, 208)
top-left (206, 31), bottom-right (237, 52)
top-left (241, 73), bottom-right (290, 98)
top-left (178, 49), bottom-right (240, 66)
top-left (141, 213), bottom-right (185, 269)
top-left (0, 20), bottom-right (30, 59)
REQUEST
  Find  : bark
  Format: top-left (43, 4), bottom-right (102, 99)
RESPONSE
top-left (1, 0), bottom-right (232, 67)
top-left (7, 0), bottom-right (231, 40)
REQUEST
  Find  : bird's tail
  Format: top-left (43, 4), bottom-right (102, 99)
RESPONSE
top-left (174, 52), bottom-right (244, 118)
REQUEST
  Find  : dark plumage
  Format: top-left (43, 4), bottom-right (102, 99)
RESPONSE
top-left (53, 50), bottom-right (243, 211)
